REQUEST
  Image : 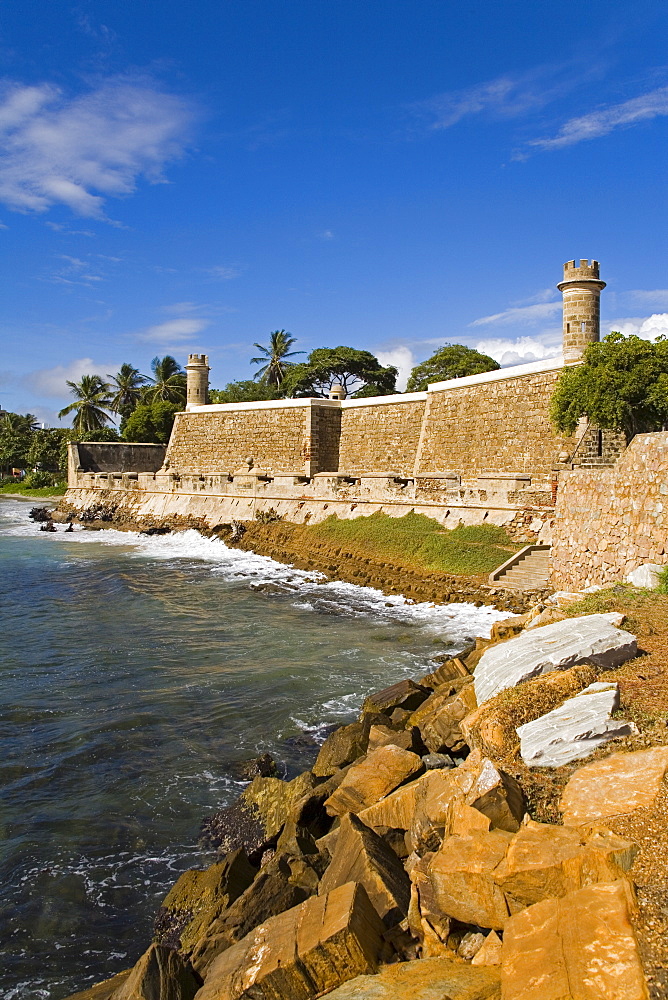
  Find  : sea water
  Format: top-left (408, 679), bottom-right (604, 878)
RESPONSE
top-left (0, 497), bottom-right (507, 998)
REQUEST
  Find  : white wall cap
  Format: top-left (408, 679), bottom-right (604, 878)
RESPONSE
top-left (185, 397), bottom-right (341, 413)
top-left (341, 391), bottom-right (427, 408)
top-left (427, 356), bottom-right (565, 392)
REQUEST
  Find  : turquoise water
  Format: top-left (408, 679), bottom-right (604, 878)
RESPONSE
top-left (0, 497), bottom-right (505, 998)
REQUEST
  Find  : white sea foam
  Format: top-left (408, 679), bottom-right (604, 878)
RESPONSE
top-left (0, 498), bottom-right (511, 636)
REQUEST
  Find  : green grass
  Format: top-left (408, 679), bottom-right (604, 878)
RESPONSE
top-left (0, 483), bottom-right (66, 497)
top-left (306, 511), bottom-right (521, 576)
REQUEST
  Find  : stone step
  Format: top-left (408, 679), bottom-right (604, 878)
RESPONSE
top-left (492, 545), bottom-right (551, 591)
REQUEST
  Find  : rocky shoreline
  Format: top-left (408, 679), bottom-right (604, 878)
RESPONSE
top-left (62, 584), bottom-right (667, 1000)
top-left (53, 497), bottom-right (544, 613)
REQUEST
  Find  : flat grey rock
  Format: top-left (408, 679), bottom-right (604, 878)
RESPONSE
top-left (625, 562), bottom-right (665, 589)
top-left (517, 682), bottom-right (637, 768)
top-left (473, 613), bottom-right (637, 705)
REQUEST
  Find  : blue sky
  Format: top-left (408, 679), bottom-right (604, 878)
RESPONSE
top-left (1, 0), bottom-right (667, 424)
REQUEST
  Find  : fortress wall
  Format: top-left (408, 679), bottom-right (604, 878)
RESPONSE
top-left (550, 431), bottom-right (668, 589)
top-left (71, 442), bottom-right (166, 474)
top-left (337, 394), bottom-right (427, 475)
top-left (166, 402), bottom-right (312, 475)
top-left (416, 361), bottom-right (573, 481)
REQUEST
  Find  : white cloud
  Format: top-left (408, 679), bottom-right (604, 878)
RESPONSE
top-left (140, 318), bottom-right (209, 344)
top-left (410, 74), bottom-right (547, 130)
top-left (470, 301), bottom-right (562, 327)
top-left (318, 230), bottom-right (335, 240)
top-left (529, 85), bottom-right (668, 152)
top-left (376, 346), bottom-right (416, 392)
top-left (474, 335), bottom-right (562, 368)
top-left (605, 313), bottom-right (668, 341)
top-left (0, 77), bottom-right (196, 218)
top-left (25, 357), bottom-right (121, 398)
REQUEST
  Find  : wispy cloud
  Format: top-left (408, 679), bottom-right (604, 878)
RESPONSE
top-left (628, 289), bottom-right (668, 309)
top-left (470, 301), bottom-right (562, 327)
top-left (201, 264), bottom-right (242, 281)
top-left (527, 85), bottom-right (668, 152)
top-left (317, 230), bottom-right (335, 241)
top-left (0, 77), bottom-right (197, 219)
top-left (49, 253), bottom-right (104, 287)
top-left (139, 318), bottom-right (209, 344)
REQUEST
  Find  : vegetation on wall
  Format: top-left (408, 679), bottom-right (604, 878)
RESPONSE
top-left (210, 380), bottom-right (282, 403)
top-left (550, 332), bottom-right (668, 442)
top-left (406, 344), bottom-right (500, 393)
top-left (250, 330), bottom-right (304, 386)
top-left (123, 401), bottom-right (182, 444)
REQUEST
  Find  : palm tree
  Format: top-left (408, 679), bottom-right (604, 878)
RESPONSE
top-left (107, 364), bottom-right (148, 420)
top-left (143, 356), bottom-right (187, 404)
top-left (58, 375), bottom-right (114, 434)
top-left (251, 330), bottom-right (304, 386)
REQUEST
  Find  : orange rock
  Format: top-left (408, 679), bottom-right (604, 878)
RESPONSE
top-left (471, 930), bottom-right (502, 966)
top-left (560, 746), bottom-right (668, 826)
top-left (195, 882), bottom-right (383, 1000)
top-left (500, 880), bottom-right (648, 1000)
top-left (319, 956), bottom-right (501, 999)
top-left (408, 679), bottom-right (477, 753)
top-left (324, 745), bottom-right (424, 817)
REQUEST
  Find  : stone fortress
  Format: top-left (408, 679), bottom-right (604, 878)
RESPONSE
top-left (67, 259), bottom-right (668, 591)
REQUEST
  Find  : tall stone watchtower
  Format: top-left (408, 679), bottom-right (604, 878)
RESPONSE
top-left (557, 259), bottom-right (606, 362)
top-left (185, 354), bottom-right (210, 408)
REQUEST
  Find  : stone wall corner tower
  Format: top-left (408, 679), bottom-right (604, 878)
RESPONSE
top-left (558, 259), bottom-right (606, 363)
top-left (185, 354), bottom-right (210, 408)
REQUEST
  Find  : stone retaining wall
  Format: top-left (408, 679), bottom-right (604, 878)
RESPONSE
top-left (551, 431), bottom-right (668, 589)
top-left (338, 395), bottom-right (426, 476)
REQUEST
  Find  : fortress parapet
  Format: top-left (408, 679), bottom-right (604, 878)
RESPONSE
top-left (186, 354), bottom-right (210, 409)
top-left (558, 259), bottom-right (606, 363)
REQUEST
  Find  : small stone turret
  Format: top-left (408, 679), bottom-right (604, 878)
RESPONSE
top-left (185, 354), bottom-right (209, 408)
top-left (557, 260), bottom-right (606, 362)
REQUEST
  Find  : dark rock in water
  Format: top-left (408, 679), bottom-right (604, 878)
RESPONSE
top-left (29, 506), bottom-right (53, 523)
top-left (240, 753), bottom-right (278, 779)
top-left (39, 520), bottom-right (57, 532)
top-left (154, 849), bottom-right (256, 953)
top-left (141, 525), bottom-right (171, 536)
top-left (199, 773), bottom-right (316, 860)
top-left (111, 943), bottom-right (200, 1000)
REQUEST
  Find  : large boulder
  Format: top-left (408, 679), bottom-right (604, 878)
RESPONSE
top-left (500, 880), bottom-right (648, 1000)
top-left (194, 882), bottom-right (384, 1000)
top-left (188, 854), bottom-right (312, 975)
top-left (318, 814), bottom-right (411, 927)
top-left (517, 682), bottom-right (636, 768)
top-left (317, 957), bottom-right (501, 999)
top-left (410, 820), bottom-right (637, 936)
top-left (462, 664), bottom-right (597, 760)
top-left (199, 772), bottom-right (316, 857)
top-left (313, 722), bottom-right (369, 779)
top-left (560, 745), bottom-right (668, 826)
top-left (408, 679), bottom-right (477, 753)
top-left (362, 678), bottom-right (431, 716)
top-left (324, 745), bottom-right (425, 817)
top-left (110, 944), bottom-right (200, 1000)
top-left (154, 850), bottom-right (256, 952)
top-left (473, 613), bottom-right (637, 704)
top-left (625, 562), bottom-right (665, 589)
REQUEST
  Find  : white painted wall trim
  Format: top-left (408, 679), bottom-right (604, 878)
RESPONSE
top-left (427, 356), bottom-right (565, 392)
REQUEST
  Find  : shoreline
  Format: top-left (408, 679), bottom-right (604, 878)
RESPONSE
top-left (62, 584), bottom-right (668, 1000)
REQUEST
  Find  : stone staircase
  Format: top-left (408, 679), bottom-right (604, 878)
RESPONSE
top-left (489, 544), bottom-right (551, 591)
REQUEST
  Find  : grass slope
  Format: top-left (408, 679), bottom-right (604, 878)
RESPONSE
top-left (0, 483), bottom-right (66, 497)
top-left (305, 512), bottom-right (521, 577)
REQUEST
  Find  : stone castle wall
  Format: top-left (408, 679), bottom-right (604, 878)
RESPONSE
top-left (337, 395), bottom-right (426, 475)
top-left (550, 432), bottom-right (668, 589)
top-left (417, 361), bottom-right (573, 481)
top-left (166, 401), bottom-right (314, 475)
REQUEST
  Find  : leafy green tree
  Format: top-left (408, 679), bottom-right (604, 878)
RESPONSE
top-left (27, 428), bottom-right (71, 474)
top-left (281, 346), bottom-right (397, 398)
top-left (108, 364), bottom-right (148, 424)
top-left (209, 380), bottom-right (282, 403)
top-left (123, 400), bottom-right (181, 443)
top-left (406, 344), bottom-right (500, 392)
top-left (58, 374), bottom-right (114, 433)
top-left (144, 356), bottom-right (187, 404)
top-left (550, 333), bottom-right (668, 443)
top-left (251, 330), bottom-right (304, 386)
top-left (0, 412), bottom-right (38, 474)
